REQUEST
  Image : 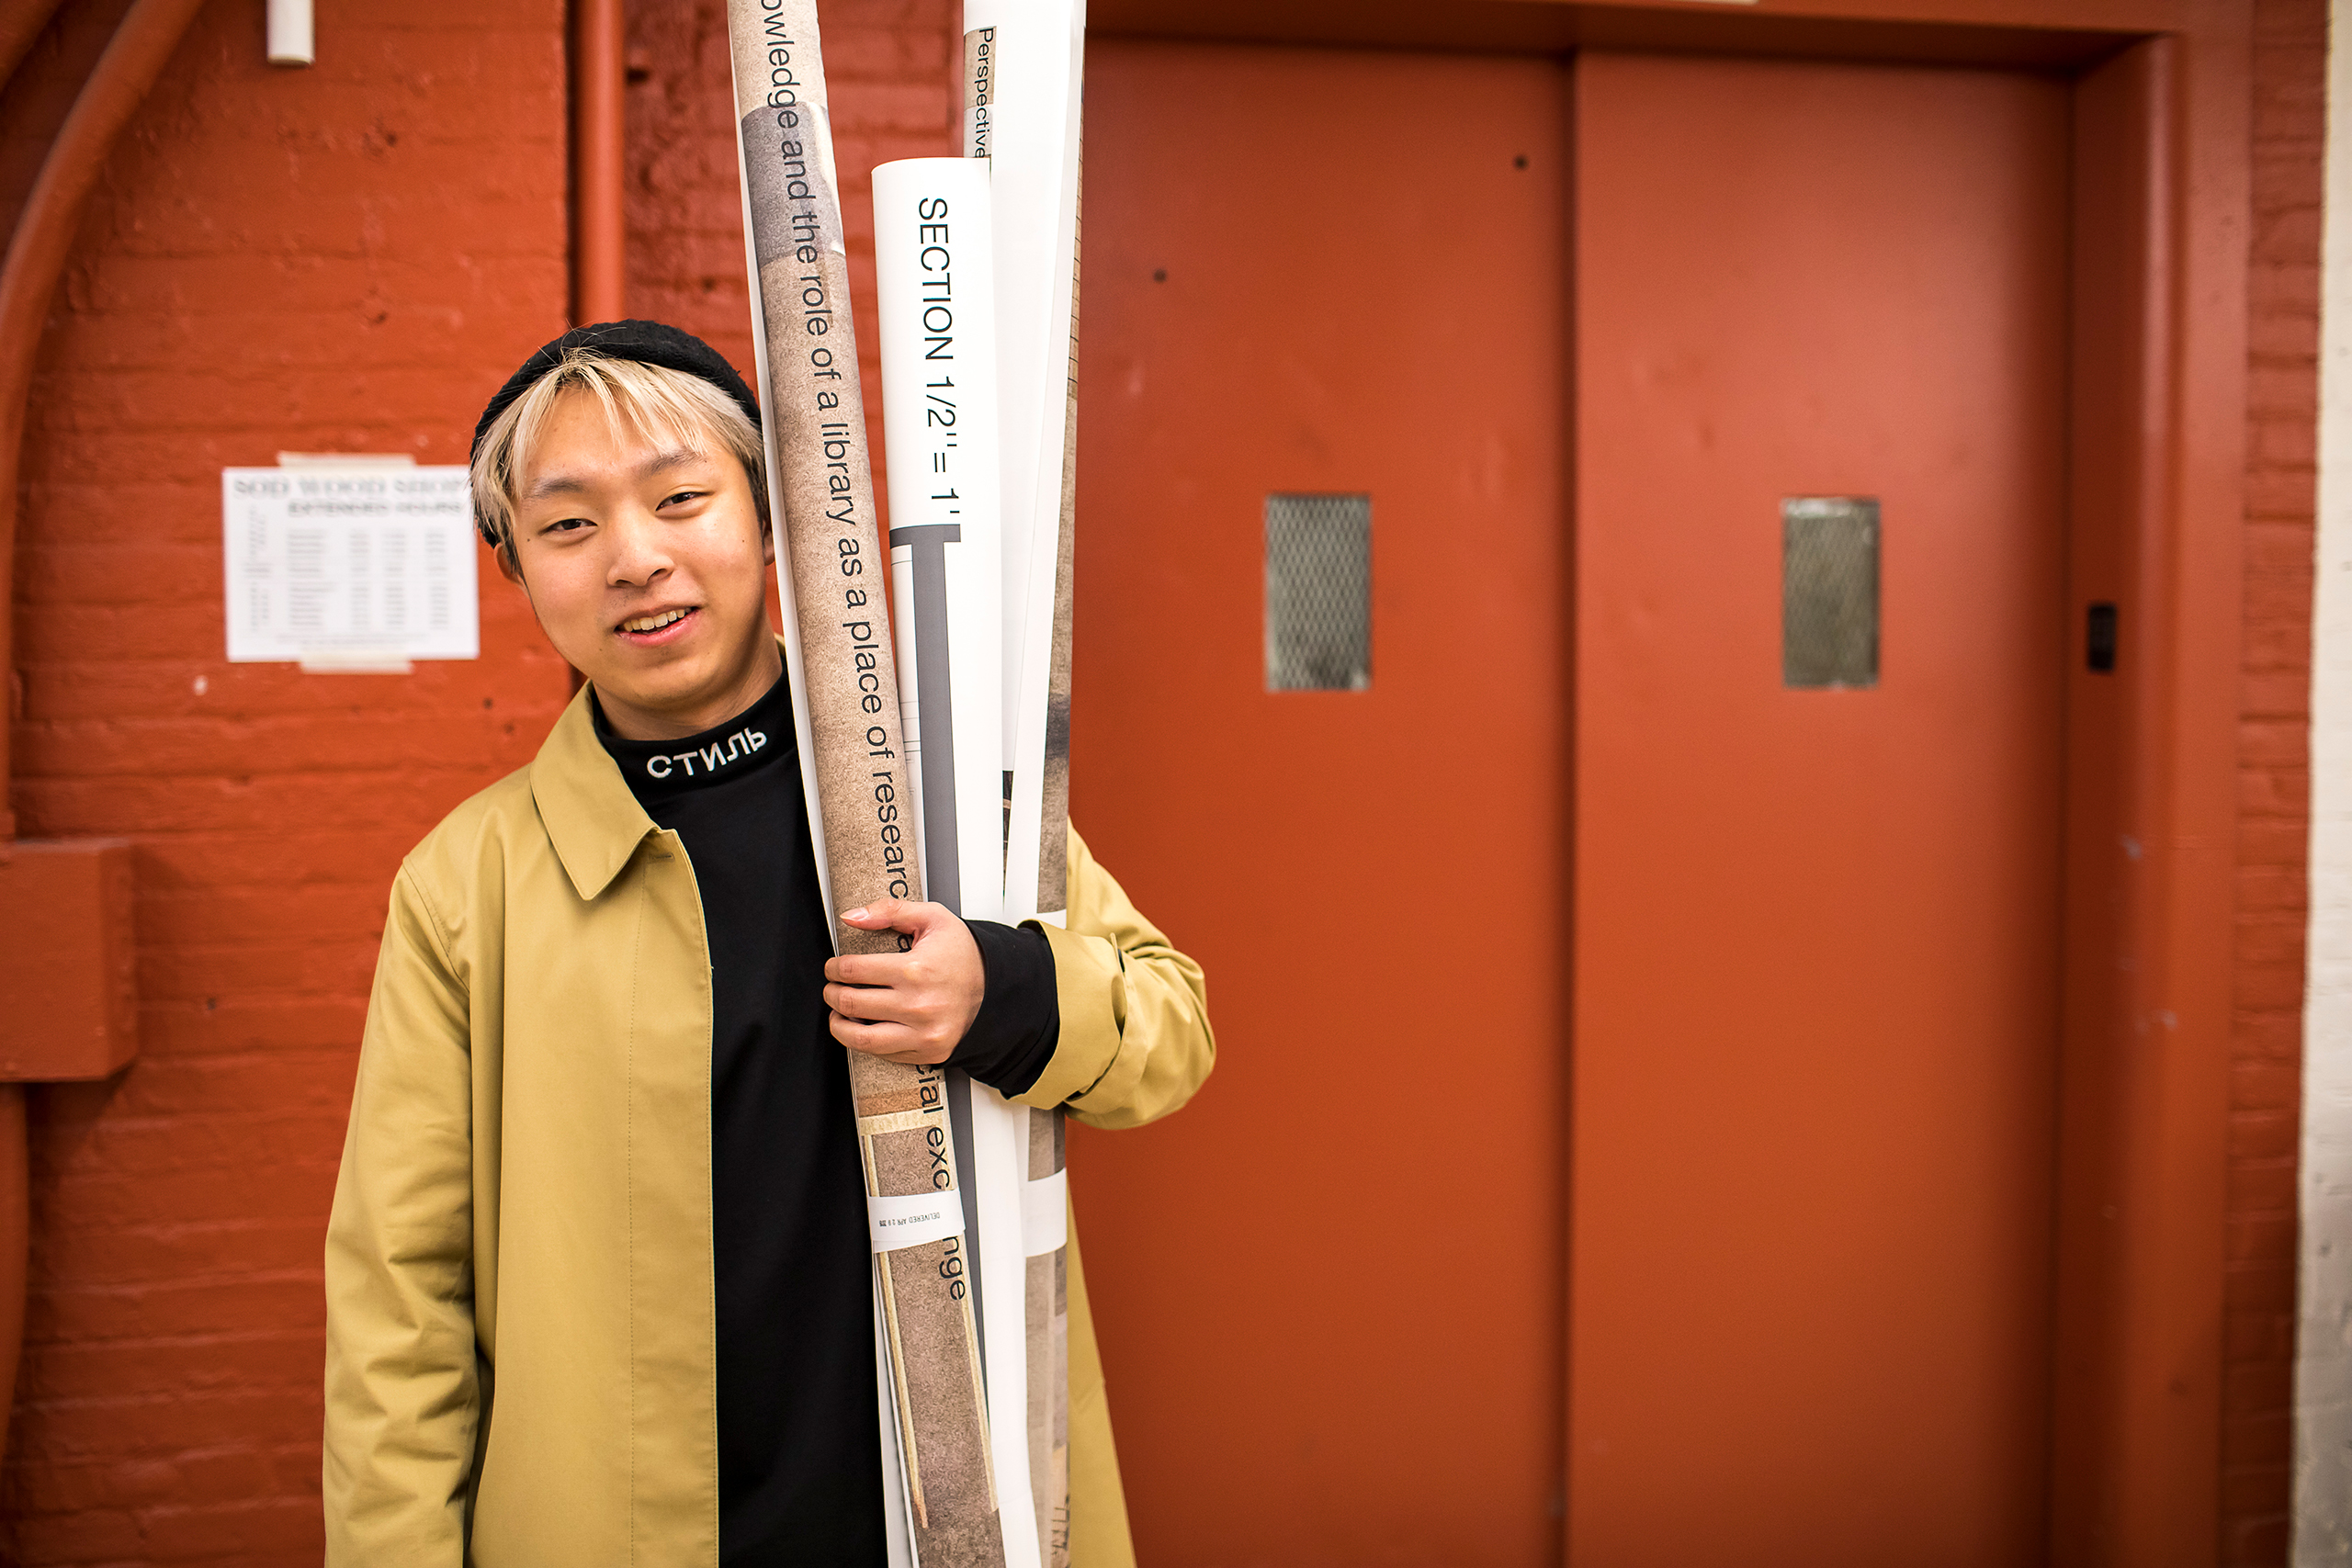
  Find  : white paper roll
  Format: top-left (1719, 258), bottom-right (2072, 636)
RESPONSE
top-left (877, 155), bottom-right (1041, 1568)
top-left (961, 0), bottom-right (1085, 928)
top-left (876, 157), bottom-right (1008, 928)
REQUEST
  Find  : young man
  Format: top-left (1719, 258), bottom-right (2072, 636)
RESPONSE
top-left (322, 321), bottom-right (1214, 1567)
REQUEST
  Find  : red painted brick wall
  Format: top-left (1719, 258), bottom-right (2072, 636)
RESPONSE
top-left (2230, 2), bottom-right (2324, 1562)
top-left (0, 0), bottom-right (957, 1558)
top-left (0, 0), bottom-right (2328, 1562)
top-left (0, 1), bottom-right (571, 1559)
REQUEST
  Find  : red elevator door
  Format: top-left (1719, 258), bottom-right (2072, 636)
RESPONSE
top-left (1067, 38), bottom-right (2066, 1568)
top-left (1071, 39), bottom-right (1568, 1567)
top-left (1573, 51), bottom-right (2070, 1564)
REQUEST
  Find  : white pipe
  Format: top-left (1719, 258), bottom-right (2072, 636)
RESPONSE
top-left (2299, 3), bottom-right (2352, 1560)
top-left (266, 0), bottom-right (312, 67)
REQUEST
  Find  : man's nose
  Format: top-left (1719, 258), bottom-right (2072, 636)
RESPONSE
top-left (604, 509), bottom-right (674, 586)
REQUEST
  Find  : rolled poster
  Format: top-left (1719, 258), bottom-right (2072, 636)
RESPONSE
top-left (964, 0), bottom-right (1081, 922)
top-left (875, 155), bottom-right (1046, 1568)
top-left (961, 6), bottom-right (1082, 1562)
top-left (725, 6), bottom-right (1005, 1562)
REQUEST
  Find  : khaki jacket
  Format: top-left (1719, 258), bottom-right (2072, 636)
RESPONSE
top-left (323, 685), bottom-right (1214, 1565)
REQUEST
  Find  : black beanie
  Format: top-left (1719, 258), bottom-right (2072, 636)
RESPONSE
top-left (470, 320), bottom-right (763, 545)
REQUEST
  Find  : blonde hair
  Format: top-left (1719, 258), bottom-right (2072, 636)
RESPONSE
top-left (469, 347), bottom-right (767, 553)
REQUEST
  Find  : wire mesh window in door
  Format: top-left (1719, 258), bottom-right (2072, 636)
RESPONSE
top-left (1781, 496), bottom-right (1879, 689)
top-left (1265, 493), bottom-right (1372, 692)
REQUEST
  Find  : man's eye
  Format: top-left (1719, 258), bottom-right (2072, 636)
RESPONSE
top-left (660, 490), bottom-right (707, 510)
top-left (542, 517), bottom-right (592, 535)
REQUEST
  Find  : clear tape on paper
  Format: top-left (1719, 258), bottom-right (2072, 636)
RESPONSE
top-left (867, 1191), bottom-right (968, 1253)
top-left (1022, 1168), bottom-right (1068, 1257)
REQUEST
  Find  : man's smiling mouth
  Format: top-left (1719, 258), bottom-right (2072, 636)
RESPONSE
top-left (619, 607), bottom-right (696, 634)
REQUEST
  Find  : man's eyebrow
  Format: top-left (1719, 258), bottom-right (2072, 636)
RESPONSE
top-left (522, 447), bottom-right (708, 502)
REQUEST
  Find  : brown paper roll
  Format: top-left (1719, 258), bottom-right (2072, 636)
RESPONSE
top-left (729, 4), bottom-right (1004, 1560)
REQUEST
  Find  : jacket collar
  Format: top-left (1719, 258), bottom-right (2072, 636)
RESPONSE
top-left (529, 683), bottom-right (662, 902)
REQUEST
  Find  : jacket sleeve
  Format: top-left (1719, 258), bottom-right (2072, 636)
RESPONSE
top-left (322, 863), bottom-right (481, 1564)
top-left (1014, 825), bottom-right (1215, 1130)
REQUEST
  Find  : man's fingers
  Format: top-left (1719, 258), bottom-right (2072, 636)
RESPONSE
top-left (828, 1010), bottom-right (951, 1064)
top-left (838, 897), bottom-right (952, 937)
top-left (827, 952), bottom-right (956, 990)
top-left (825, 952), bottom-right (915, 987)
top-left (837, 897), bottom-right (905, 930)
top-left (823, 906), bottom-right (976, 1066)
top-left (823, 982), bottom-right (916, 1025)
top-left (828, 1011), bottom-right (911, 1051)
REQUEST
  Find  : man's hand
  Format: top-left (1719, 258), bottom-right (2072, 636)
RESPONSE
top-left (824, 900), bottom-right (985, 1065)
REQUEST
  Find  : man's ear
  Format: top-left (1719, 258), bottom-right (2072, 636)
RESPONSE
top-left (761, 519), bottom-right (775, 568)
top-left (494, 540), bottom-right (526, 587)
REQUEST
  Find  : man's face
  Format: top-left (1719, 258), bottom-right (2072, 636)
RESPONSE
top-left (501, 389), bottom-right (781, 740)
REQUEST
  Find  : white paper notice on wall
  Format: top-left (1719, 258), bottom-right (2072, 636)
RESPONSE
top-left (220, 460), bottom-right (478, 669)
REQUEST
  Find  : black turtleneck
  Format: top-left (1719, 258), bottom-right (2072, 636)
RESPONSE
top-left (593, 671), bottom-right (1058, 1565)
